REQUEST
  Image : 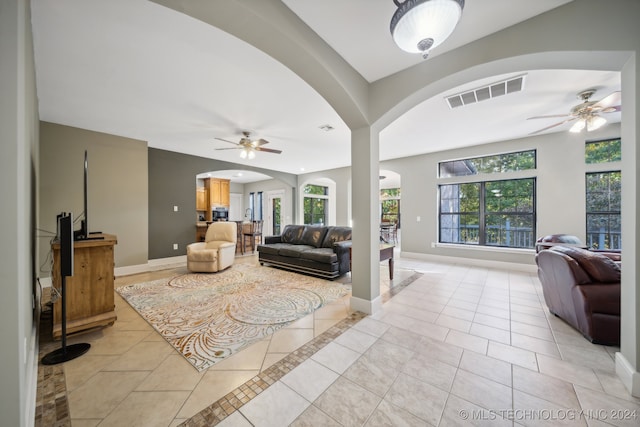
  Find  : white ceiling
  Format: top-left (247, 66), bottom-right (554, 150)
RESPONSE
top-left (31, 0), bottom-right (621, 183)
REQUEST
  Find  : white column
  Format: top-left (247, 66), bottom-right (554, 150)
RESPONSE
top-left (350, 126), bottom-right (381, 314)
top-left (616, 54), bottom-right (640, 397)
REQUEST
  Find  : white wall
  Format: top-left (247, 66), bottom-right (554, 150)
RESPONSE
top-left (296, 124), bottom-right (621, 266)
top-left (243, 178), bottom-right (294, 224)
top-left (0, 0), bottom-right (39, 425)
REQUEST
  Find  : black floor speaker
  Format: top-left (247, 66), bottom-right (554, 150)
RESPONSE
top-left (42, 213), bottom-right (91, 365)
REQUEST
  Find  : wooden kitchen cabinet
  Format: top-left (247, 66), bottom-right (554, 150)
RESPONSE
top-left (196, 187), bottom-right (208, 211)
top-left (220, 180), bottom-right (230, 206)
top-left (209, 178), bottom-right (230, 206)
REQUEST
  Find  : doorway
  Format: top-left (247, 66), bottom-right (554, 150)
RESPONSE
top-left (266, 190), bottom-right (285, 236)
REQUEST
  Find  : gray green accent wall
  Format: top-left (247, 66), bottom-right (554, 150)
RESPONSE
top-left (39, 122), bottom-right (149, 271)
top-left (148, 148), bottom-right (297, 259)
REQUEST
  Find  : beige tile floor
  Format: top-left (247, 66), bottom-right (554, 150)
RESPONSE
top-left (44, 251), bottom-right (640, 426)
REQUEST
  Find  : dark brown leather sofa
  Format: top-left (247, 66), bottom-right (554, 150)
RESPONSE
top-left (535, 245), bottom-right (621, 345)
top-left (257, 225), bottom-right (352, 279)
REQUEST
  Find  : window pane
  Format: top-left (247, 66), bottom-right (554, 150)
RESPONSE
top-left (459, 214), bottom-right (479, 243)
top-left (439, 150), bottom-right (536, 177)
top-left (381, 199), bottom-right (400, 224)
top-left (304, 184), bottom-right (328, 195)
top-left (439, 184), bottom-right (480, 244)
top-left (485, 214), bottom-right (534, 248)
top-left (304, 197), bottom-right (327, 225)
top-left (585, 138), bottom-right (622, 164)
top-left (380, 188), bottom-right (401, 198)
top-left (586, 171), bottom-right (621, 250)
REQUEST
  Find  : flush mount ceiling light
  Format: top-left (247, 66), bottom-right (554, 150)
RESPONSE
top-left (390, 0), bottom-right (465, 59)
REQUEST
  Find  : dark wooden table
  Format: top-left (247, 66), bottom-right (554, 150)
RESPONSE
top-left (349, 243), bottom-right (395, 280)
top-left (380, 243), bottom-right (394, 280)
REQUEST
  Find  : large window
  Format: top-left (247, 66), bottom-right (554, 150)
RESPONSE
top-left (303, 184), bottom-right (328, 225)
top-left (585, 138), bottom-right (621, 250)
top-left (438, 150), bottom-right (536, 248)
top-left (439, 178), bottom-right (536, 248)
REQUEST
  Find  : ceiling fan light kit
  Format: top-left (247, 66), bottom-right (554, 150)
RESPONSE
top-left (390, 0), bottom-right (465, 59)
top-left (569, 114), bottom-right (607, 133)
top-left (214, 131), bottom-right (281, 159)
top-left (528, 89), bottom-right (621, 135)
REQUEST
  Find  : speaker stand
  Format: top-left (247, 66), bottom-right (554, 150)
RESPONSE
top-left (42, 275), bottom-right (90, 365)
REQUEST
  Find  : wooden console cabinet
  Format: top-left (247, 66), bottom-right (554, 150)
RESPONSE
top-left (51, 234), bottom-right (118, 339)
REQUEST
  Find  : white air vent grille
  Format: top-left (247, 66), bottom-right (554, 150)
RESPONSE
top-left (446, 74), bottom-right (526, 109)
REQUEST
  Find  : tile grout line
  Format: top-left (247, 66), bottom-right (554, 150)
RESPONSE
top-left (180, 311), bottom-right (368, 426)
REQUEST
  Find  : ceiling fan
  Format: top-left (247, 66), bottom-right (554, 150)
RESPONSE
top-left (214, 131), bottom-right (282, 159)
top-left (527, 89), bottom-right (621, 135)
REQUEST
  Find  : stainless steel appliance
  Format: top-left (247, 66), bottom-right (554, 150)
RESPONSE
top-left (212, 207), bottom-right (229, 221)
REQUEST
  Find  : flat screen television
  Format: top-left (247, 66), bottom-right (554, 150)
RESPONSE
top-left (74, 150), bottom-right (102, 241)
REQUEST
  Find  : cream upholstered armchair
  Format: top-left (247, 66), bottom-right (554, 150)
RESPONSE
top-left (187, 221), bottom-right (237, 273)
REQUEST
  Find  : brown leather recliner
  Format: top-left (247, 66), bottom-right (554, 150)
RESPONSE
top-left (535, 245), bottom-right (621, 345)
top-left (535, 234), bottom-right (587, 252)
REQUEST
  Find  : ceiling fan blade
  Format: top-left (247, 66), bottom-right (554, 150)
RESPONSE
top-left (215, 147), bottom-right (242, 150)
top-left (214, 137), bottom-right (240, 146)
top-left (594, 91), bottom-right (621, 109)
top-left (527, 114), bottom-right (570, 120)
top-left (601, 105), bottom-right (622, 113)
top-left (528, 117), bottom-right (577, 135)
top-left (255, 147), bottom-right (282, 154)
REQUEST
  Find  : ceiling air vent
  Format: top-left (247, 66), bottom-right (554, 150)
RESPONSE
top-left (446, 74), bottom-right (526, 109)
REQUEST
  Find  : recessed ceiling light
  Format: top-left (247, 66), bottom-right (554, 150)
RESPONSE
top-left (300, 167), bottom-right (305, 172)
top-left (319, 124), bottom-right (334, 132)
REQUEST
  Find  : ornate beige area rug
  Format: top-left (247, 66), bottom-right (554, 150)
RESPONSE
top-left (116, 264), bottom-right (350, 371)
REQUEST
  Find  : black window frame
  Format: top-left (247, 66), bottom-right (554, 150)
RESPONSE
top-left (585, 170), bottom-right (621, 250)
top-left (303, 184), bottom-right (329, 225)
top-left (438, 178), bottom-right (537, 249)
top-left (585, 138), bottom-right (622, 164)
top-left (439, 149), bottom-right (536, 178)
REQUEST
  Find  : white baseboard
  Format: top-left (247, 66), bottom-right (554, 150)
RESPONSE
top-left (615, 352), bottom-right (640, 397)
top-left (400, 251), bottom-right (537, 273)
top-left (350, 295), bottom-right (382, 315)
top-left (26, 325), bottom-right (37, 427)
top-left (38, 255), bottom-right (188, 285)
top-left (114, 255), bottom-right (187, 277)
